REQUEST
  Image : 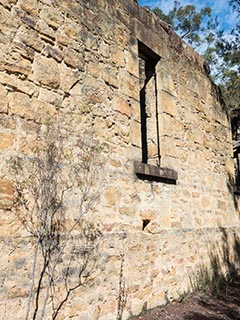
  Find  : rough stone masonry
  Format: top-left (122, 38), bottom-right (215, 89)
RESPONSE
top-left (0, 0), bottom-right (240, 319)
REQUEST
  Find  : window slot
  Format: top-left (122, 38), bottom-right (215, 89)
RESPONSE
top-left (138, 41), bottom-right (160, 165)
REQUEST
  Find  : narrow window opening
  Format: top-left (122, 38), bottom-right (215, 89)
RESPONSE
top-left (232, 111), bottom-right (240, 191)
top-left (138, 41), bottom-right (160, 165)
top-left (134, 41), bottom-right (178, 184)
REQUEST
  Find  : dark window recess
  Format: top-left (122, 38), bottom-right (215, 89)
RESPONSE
top-left (232, 111), bottom-right (240, 194)
top-left (231, 111), bottom-right (240, 142)
top-left (138, 41), bottom-right (160, 165)
top-left (233, 143), bottom-right (240, 194)
top-left (135, 41), bottom-right (178, 184)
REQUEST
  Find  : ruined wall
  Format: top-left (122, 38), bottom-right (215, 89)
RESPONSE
top-left (0, 0), bottom-right (240, 319)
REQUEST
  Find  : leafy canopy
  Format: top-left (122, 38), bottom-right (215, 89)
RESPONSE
top-left (144, 0), bottom-right (240, 113)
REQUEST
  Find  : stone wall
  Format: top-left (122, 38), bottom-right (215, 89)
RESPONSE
top-left (0, 0), bottom-right (240, 319)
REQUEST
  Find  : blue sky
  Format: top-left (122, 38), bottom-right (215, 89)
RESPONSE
top-left (138, 0), bottom-right (238, 31)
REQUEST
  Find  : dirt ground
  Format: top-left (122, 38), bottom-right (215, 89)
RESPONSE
top-left (130, 276), bottom-right (240, 320)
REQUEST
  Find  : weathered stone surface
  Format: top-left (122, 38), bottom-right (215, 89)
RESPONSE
top-left (0, 179), bottom-right (14, 209)
top-left (62, 47), bottom-right (84, 69)
top-left (112, 96), bottom-right (132, 118)
top-left (15, 6), bottom-right (34, 24)
top-left (0, 133), bottom-right (14, 150)
top-left (0, 0), bottom-right (239, 319)
top-left (31, 98), bottom-right (56, 121)
top-left (0, 114), bottom-right (16, 129)
top-left (39, 6), bottom-right (64, 28)
top-left (8, 92), bottom-right (33, 119)
top-left (59, 64), bottom-right (80, 92)
top-left (99, 41), bottom-right (110, 58)
top-left (15, 25), bottom-right (44, 52)
top-left (37, 19), bottom-right (56, 44)
top-left (0, 83), bottom-right (8, 113)
top-left (39, 88), bottom-right (63, 107)
top-left (18, 0), bottom-right (39, 16)
top-left (101, 66), bottom-right (119, 88)
top-left (43, 44), bottom-right (64, 62)
top-left (0, 72), bottom-right (38, 97)
top-left (112, 46), bottom-right (125, 67)
top-left (32, 55), bottom-right (60, 88)
top-left (0, 51), bottom-right (32, 76)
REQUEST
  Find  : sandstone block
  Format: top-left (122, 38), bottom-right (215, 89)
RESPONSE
top-left (130, 120), bottom-right (141, 148)
top-left (86, 62), bottom-right (101, 78)
top-left (160, 136), bottom-right (177, 158)
top-left (12, 41), bottom-right (35, 61)
top-left (148, 140), bottom-right (158, 159)
top-left (0, 179), bottom-right (14, 209)
top-left (104, 187), bottom-right (121, 206)
top-left (32, 55), bottom-right (60, 88)
top-left (160, 92), bottom-right (177, 117)
top-left (8, 286), bottom-right (29, 299)
top-left (63, 47), bottom-right (84, 69)
top-left (112, 96), bottom-right (132, 118)
top-left (18, 0), bottom-right (39, 16)
top-left (0, 83), bottom-right (8, 113)
top-left (125, 50), bottom-right (138, 77)
top-left (114, 25), bottom-right (129, 47)
top-left (0, 114), bottom-right (16, 129)
top-left (0, 72), bottom-right (38, 97)
top-left (17, 79), bottom-right (39, 97)
top-left (0, 56), bottom-right (31, 76)
top-left (43, 44), bottom-right (64, 62)
top-left (101, 67), bottom-right (119, 88)
top-left (140, 209), bottom-right (157, 220)
top-left (99, 41), bottom-right (110, 58)
top-left (0, 132), bottom-right (14, 150)
top-left (15, 25), bottom-right (44, 52)
top-left (112, 46), bottom-right (125, 67)
top-left (14, 7), bottom-right (37, 28)
top-left (147, 292), bottom-right (165, 310)
top-left (37, 20), bottom-right (56, 44)
top-left (0, 0), bottom-right (17, 8)
top-left (119, 206), bottom-right (135, 216)
top-left (40, 7), bottom-right (64, 29)
top-left (39, 88), bottom-right (63, 107)
top-left (8, 92), bottom-right (33, 119)
top-left (118, 70), bottom-right (138, 100)
top-left (59, 66), bottom-right (79, 93)
top-left (31, 98), bottom-right (56, 121)
top-left (157, 68), bottom-right (177, 96)
top-left (63, 20), bottom-right (82, 42)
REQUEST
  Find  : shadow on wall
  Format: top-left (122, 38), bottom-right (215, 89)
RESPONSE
top-left (184, 228), bottom-right (240, 319)
top-left (227, 172), bottom-right (239, 212)
top-left (189, 228), bottom-right (240, 293)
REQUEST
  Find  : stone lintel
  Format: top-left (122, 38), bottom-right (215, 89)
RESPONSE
top-left (133, 160), bottom-right (178, 184)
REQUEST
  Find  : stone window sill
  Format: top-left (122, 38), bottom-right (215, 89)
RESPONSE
top-left (133, 160), bottom-right (178, 184)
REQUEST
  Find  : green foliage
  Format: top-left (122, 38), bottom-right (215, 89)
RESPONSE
top-left (151, 1), bottom-right (214, 45)
top-left (147, 0), bottom-right (240, 113)
top-left (214, 0), bottom-right (240, 112)
top-left (152, 7), bottom-right (173, 25)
